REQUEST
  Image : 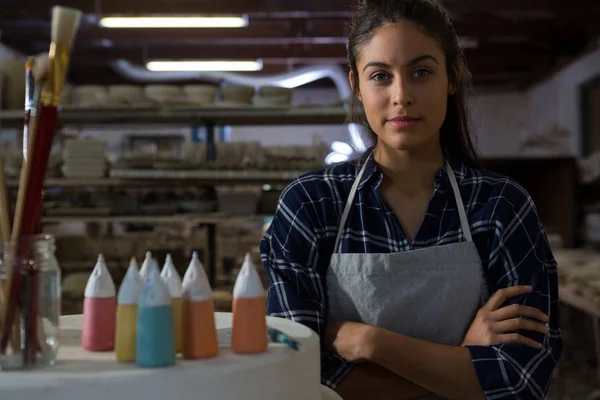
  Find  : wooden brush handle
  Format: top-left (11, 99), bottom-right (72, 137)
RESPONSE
top-left (0, 150), bottom-right (11, 242)
top-left (10, 115), bottom-right (38, 244)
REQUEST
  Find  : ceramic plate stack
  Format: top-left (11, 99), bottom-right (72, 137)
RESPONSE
top-left (216, 185), bottom-right (261, 215)
top-left (253, 86), bottom-right (292, 108)
top-left (61, 84), bottom-right (73, 106)
top-left (144, 85), bottom-right (183, 106)
top-left (0, 59), bottom-right (25, 110)
top-left (183, 85), bottom-right (217, 106)
top-left (72, 85), bottom-right (108, 108)
top-left (106, 85), bottom-right (152, 108)
top-left (61, 139), bottom-right (106, 179)
top-left (220, 85), bottom-right (254, 106)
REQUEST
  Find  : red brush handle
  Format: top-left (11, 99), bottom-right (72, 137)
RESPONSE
top-left (21, 106), bottom-right (57, 238)
top-left (0, 105), bottom-right (58, 352)
top-left (33, 195), bottom-right (44, 235)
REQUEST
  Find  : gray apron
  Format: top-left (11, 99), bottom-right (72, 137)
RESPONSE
top-left (327, 159), bottom-right (488, 400)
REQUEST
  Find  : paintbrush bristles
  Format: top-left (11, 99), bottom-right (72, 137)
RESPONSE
top-left (32, 57), bottom-right (47, 82)
top-left (51, 6), bottom-right (82, 48)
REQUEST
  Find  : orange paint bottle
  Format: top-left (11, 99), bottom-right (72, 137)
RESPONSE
top-left (231, 253), bottom-right (267, 354)
top-left (181, 252), bottom-right (218, 359)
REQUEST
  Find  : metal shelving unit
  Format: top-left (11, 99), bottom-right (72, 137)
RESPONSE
top-left (5, 170), bottom-right (308, 188)
top-left (0, 105), bottom-right (348, 286)
top-left (0, 106), bottom-right (347, 127)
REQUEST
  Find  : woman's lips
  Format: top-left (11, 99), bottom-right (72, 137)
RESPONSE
top-left (387, 117), bottom-right (422, 128)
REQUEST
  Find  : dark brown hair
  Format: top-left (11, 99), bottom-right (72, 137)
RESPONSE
top-left (347, 0), bottom-right (480, 167)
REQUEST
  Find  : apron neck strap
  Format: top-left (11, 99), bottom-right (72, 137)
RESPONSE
top-left (333, 154), bottom-right (371, 252)
top-left (445, 163), bottom-right (473, 242)
top-left (333, 155), bottom-right (473, 253)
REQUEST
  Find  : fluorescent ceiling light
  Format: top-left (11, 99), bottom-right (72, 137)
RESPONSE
top-left (348, 123), bottom-right (368, 152)
top-left (331, 141), bottom-right (353, 155)
top-left (325, 152), bottom-right (349, 165)
top-left (99, 15), bottom-right (248, 28)
top-left (146, 60), bottom-right (263, 72)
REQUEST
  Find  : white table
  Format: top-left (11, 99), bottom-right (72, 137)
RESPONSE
top-left (0, 312), bottom-right (342, 400)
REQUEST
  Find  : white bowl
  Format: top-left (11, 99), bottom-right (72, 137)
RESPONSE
top-left (183, 84), bottom-right (218, 97)
top-left (187, 94), bottom-right (215, 105)
top-left (144, 85), bottom-right (181, 102)
top-left (73, 85), bottom-right (108, 106)
top-left (108, 85), bottom-right (145, 103)
top-left (258, 86), bottom-right (292, 98)
top-left (221, 85), bottom-right (254, 103)
top-left (74, 85), bottom-right (107, 95)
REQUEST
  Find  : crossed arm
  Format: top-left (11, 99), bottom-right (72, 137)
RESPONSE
top-left (328, 285), bottom-right (549, 400)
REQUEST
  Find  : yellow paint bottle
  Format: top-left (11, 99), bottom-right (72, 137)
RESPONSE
top-left (161, 254), bottom-right (183, 352)
top-left (115, 258), bottom-right (141, 362)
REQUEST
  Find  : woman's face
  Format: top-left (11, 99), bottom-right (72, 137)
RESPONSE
top-left (351, 21), bottom-right (452, 154)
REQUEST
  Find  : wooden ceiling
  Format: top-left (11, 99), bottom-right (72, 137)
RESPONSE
top-left (1, 0), bottom-right (599, 89)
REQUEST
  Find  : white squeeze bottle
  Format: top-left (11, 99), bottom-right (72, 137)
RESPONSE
top-left (161, 254), bottom-right (183, 352)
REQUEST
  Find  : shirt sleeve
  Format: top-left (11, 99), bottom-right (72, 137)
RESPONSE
top-left (259, 181), bottom-right (354, 389)
top-left (467, 179), bottom-right (563, 399)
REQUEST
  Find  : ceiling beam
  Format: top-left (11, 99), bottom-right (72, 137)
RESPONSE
top-left (0, 20), bottom-right (351, 46)
top-left (4, 0), bottom-right (598, 18)
top-left (443, 0), bottom-right (599, 14)
top-left (64, 42), bottom-right (554, 66)
top-left (1, 0), bottom-right (353, 17)
top-left (3, 13), bottom-right (599, 46)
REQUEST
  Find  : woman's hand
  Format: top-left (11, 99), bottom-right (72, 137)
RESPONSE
top-left (325, 321), bottom-right (379, 363)
top-left (462, 285), bottom-right (549, 348)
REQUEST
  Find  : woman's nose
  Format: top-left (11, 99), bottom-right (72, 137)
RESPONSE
top-left (392, 78), bottom-right (414, 107)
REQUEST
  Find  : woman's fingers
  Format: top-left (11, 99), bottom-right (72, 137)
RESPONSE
top-left (492, 303), bottom-right (549, 323)
top-left (483, 285), bottom-right (533, 311)
top-left (493, 317), bottom-right (550, 335)
top-left (494, 333), bottom-right (543, 349)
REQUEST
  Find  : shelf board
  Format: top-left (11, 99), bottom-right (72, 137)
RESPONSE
top-left (5, 170), bottom-right (305, 187)
top-left (108, 168), bottom-right (305, 181)
top-left (42, 212), bottom-right (267, 224)
top-left (0, 106), bottom-right (347, 127)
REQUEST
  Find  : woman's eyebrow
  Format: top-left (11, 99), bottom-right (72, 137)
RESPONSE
top-left (362, 55), bottom-right (440, 73)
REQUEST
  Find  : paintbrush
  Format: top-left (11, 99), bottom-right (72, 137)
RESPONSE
top-left (0, 6), bottom-right (82, 356)
top-left (0, 58), bottom-right (34, 352)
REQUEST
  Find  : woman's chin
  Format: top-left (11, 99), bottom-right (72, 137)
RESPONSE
top-left (380, 133), bottom-right (423, 151)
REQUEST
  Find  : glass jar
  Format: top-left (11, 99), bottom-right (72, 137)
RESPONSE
top-left (0, 234), bottom-right (61, 370)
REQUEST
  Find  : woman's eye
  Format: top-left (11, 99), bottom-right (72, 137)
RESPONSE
top-left (412, 68), bottom-right (432, 79)
top-left (371, 72), bottom-right (390, 82)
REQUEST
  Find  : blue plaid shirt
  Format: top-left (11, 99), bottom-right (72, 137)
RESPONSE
top-left (260, 155), bottom-right (562, 399)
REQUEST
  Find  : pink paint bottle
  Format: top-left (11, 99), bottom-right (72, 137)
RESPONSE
top-left (82, 254), bottom-right (117, 351)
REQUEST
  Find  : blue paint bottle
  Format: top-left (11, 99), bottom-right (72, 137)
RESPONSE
top-left (136, 258), bottom-right (176, 368)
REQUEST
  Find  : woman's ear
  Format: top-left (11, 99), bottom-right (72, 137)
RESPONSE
top-left (349, 70), bottom-right (361, 102)
top-left (448, 81), bottom-right (457, 95)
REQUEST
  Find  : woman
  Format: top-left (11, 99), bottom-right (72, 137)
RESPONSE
top-left (260, 0), bottom-right (562, 399)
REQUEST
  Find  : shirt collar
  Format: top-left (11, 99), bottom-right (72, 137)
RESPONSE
top-left (356, 152), bottom-right (382, 191)
top-left (434, 156), bottom-right (466, 190)
top-left (355, 152), bottom-right (467, 191)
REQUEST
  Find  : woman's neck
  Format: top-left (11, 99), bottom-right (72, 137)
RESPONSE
top-left (373, 141), bottom-right (444, 196)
